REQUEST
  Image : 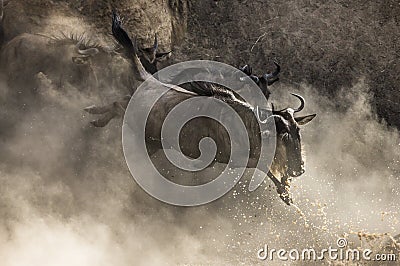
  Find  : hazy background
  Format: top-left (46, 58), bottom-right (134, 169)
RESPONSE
top-left (0, 0), bottom-right (399, 265)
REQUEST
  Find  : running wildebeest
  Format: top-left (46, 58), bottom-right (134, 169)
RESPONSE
top-left (85, 11), bottom-right (316, 205)
top-left (0, 11), bottom-right (170, 93)
top-left (136, 33), bottom-right (172, 74)
top-left (0, 32), bottom-right (133, 91)
top-left (238, 62), bottom-right (280, 99)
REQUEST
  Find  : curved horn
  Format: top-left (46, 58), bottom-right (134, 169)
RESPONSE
top-left (255, 106), bottom-right (278, 124)
top-left (272, 93), bottom-right (304, 114)
top-left (153, 33), bottom-right (158, 51)
top-left (74, 32), bottom-right (99, 56)
top-left (77, 47), bottom-right (99, 56)
top-left (291, 93), bottom-right (305, 113)
top-left (271, 61), bottom-right (281, 77)
top-left (263, 61), bottom-right (281, 80)
top-left (239, 64), bottom-right (252, 76)
top-left (255, 106), bottom-right (268, 124)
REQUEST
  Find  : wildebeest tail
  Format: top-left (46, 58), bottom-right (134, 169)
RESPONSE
top-left (112, 10), bottom-right (136, 57)
top-left (111, 10), bottom-right (152, 81)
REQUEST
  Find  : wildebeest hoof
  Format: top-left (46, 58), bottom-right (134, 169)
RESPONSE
top-left (84, 105), bottom-right (98, 114)
top-left (84, 105), bottom-right (110, 115)
top-left (89, 112), bottom-right (117, 127)
top-left (279, 191), bottom-right (293, 206)
top-left (276, 185), bottom-right (292, 206)
top-left (90, 120), bottom-right (103, 127)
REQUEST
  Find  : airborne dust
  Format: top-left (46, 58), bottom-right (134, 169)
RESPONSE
top-left (0, 1), bottom-right (399, 265)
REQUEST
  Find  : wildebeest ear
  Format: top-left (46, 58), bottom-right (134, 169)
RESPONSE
top-left (295, 114), bottom-right (316, 125)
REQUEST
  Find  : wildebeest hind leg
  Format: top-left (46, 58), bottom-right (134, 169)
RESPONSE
top-left (90, 112), bottom-right (118, 127)
top-left (85, 96), bottom-right (130, 127)
top-left (84, 104), bottom-right (113, 114)
top-left (146, 139), bottom-right (161, 158)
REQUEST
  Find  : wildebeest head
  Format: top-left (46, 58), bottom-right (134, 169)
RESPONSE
top-left (256, 93), bottom-right (316, 179)
top-left (138, 34), bottom-right (171, 74)
top-left (239, 62), bottom-right (280, 99)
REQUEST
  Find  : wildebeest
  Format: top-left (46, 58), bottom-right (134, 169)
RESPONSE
top-left (136, 33), bottom-right (172, 74)
top-left (238, 62), bottom-right (280, 99)
top-left (85, 11), bottom-right (316, 205)
top-left (0, 22), bottom-right (170, 95)
top-left (0, 32), bottom-right (133, 92)
top-left (162, 61), bottom-right (280, 106)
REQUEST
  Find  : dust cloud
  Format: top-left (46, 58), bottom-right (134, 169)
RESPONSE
top-left (0, 0), bottom-right (398, 264)
top-left (0, 67), bottom-right (399, 265)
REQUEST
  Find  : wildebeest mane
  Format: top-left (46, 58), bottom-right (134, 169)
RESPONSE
top-left (49, 32), bottom-right (107, 50)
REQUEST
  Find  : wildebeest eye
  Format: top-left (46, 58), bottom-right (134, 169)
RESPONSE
top-left (72, 56), bottom-right (90, 65)
top-left (250, 75), bottom-right (259, 84)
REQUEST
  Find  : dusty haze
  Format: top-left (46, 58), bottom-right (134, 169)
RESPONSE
top-left (0, 0), bottom-right (399, 265)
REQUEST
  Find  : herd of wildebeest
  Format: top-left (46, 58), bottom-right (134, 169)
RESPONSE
top-left (0, 4), bottom-right (317, 205)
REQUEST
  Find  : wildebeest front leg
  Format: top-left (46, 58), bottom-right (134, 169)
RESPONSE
top-left (267, 172), bottom-right (292, 205)
top-left (84, 95), bottom-right (131, 127)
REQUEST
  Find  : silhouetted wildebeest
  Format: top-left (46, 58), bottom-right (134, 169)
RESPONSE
top-left (238, 62), bottom-right (280, 99)
top-left (0, 20), bottom-right (170, 94)
top-left (85, 11), bottom-right (316, 205)
top-left (136, 33), bottom-right (172, 74)
top-left (0, 32), bottom-right (131, 91)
